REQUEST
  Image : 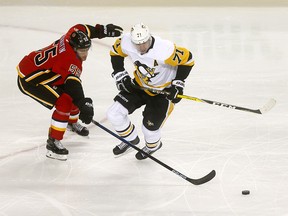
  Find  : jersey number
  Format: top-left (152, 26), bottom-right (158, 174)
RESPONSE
top-left (34, 46), bottom-right (57, 66)
top-left (172, 49), bottom-right (184, 64)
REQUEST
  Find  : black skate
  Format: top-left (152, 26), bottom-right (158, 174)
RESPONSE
top-left (135, 141), bottom-right (162, 160)
top-left (113, 136), bottom-right (140, 156)
top-left (67, 122), bottom-right (89, 136)
top-left (46, 137), bottom-right (69, 161)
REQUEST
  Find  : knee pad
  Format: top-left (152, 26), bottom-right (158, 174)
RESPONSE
top-left (55, 93), bottom-right (73, 113)
top-left (142, 125), bottom-right (161, 144)
top-left (106, 101), bottom-right (138, 140)
top-left (106, 101), bottom-right (130, 128)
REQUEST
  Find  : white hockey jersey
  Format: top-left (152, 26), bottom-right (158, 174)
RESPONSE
top-left (110, 33), bottom-right (194, 96)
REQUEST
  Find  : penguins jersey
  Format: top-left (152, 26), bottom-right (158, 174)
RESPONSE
top-left (110, 32), bottom-right (194, 93)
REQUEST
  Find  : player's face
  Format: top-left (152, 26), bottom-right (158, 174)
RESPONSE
top-left (76, 48), bottom-right (90, 61)
top-left (134, 39), bottom-right (151, 55)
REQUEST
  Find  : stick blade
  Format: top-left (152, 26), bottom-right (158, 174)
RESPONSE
top-left (187, 170), bottom-right (216, 185)
top-left (259, 98), bottom-right (276, 114)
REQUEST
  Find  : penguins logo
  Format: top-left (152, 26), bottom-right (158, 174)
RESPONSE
top-left (134, 60), bottom-right (159, 83)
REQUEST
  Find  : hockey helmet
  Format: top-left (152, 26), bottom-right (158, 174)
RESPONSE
top-left (69, 30), bottom-right (91, 50)
top-left (131, 23), bottom-right (151, 44)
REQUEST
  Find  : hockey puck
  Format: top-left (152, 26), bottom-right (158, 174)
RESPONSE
top-left (242, 190), bottom-right (250, 195)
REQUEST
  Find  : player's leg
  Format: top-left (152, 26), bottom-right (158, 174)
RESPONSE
top-left (18, 76), bottom-right (70, 160)
top-left (106, 92), bottom-right (144, 156)
top-left (17, 76), bottom-right (57, 109)
top-left (47, 93), bottom-right (73, 160)
top-left (67, 104), bottom-right (89, 136)
top-left (135, 95), bottom-right (174, 160)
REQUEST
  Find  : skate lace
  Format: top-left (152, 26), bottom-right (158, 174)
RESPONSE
top-left (54, 140), bottom-right (65, 150)
top-left (142, 146), bottom-right (153, 154)
top-left (72, 122), bottom-right (84, 132)
top-left (141, 144), bottom-right (161, 155)
top-left (117, 142), bottom-right (128, 150)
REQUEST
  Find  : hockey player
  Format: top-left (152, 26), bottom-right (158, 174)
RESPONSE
top-left (107, 23), bottom-right (194, 160)
top-left (17, 23), bottom-right (123, 161)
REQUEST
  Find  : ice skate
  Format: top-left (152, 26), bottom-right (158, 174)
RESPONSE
top-left (67, 122), bottom-right (89, 136)
top-left (135, 141), bottom-right (162, 160)
top-left (46, 137), bottom-right (69, 161)
top-left (113, 136), bottom-right (140, 156)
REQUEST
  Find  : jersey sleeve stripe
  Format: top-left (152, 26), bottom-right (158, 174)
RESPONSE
top-left (184, 58), bottom-right (195, 67)
top-left (65, 75), bottom-right (81, 83)
top-left (110, 39), bottom-right (128, 57)
top-left (83, 24), bottom-right (91, 38)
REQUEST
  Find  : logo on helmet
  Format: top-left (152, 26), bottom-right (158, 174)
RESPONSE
top-left (131, 23), bottom-right (151, 45)
top-left (69, 30), bottom-right (91, 50)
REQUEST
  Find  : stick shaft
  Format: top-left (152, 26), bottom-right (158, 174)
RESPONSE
top-left (92, 120), bottom-right (215, 185)
top-left (135, 85), bottom-right (264, 114)
top-left (180, 95), bottom-right (261, 114)
top-left (92, 120), bottom-right (190, 180)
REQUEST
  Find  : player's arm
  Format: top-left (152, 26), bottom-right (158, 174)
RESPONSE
top-left (64, 75), bottom-right (94, 124)
top-left (109, 38), bottom-right (133, 92)
top-left (175, 52), bottom-right (193, 81)
top-left (165, 46), bottom-right (194, 65)
top-left (67, 24), bottom-right (123, 39)
top-left (70, 24), bottom-right (123, 39)
top-left (165, 45), bottom-right (194, 79)
top-left (165, 46), bottom-right (194, 103)
top-left (110, 38), bottom-right (127, 72)
top-left (64, 75), bottom-right (84, 105)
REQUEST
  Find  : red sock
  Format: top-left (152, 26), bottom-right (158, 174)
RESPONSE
top-left (68, 104), bottom-right (79, 124)
top-left (49, 93), bottom-right (73, 140)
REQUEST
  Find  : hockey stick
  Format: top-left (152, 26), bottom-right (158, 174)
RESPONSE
top-left (134, 85), bottom-right (276, 114)
top-left (92, 120), bottom-right (216, 185)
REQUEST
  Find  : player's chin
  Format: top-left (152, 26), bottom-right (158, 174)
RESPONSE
top-left (137, 48), bottom-right (148, 55)
top-left (80, 56), bottom-right (88, 61)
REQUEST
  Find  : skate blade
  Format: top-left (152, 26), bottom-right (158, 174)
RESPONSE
top-left (135, 142), bottom-right (162, 160)
top-left (46, 151), bottom-right (68, 161)
top-left (113, 146), bottom-right (137, 158)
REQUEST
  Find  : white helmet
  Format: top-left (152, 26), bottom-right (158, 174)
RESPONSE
top-left (131, 23), bottom-right (151, 44)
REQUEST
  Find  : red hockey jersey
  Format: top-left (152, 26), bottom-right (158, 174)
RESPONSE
top-left (17, 24), bottom-right (89, 86)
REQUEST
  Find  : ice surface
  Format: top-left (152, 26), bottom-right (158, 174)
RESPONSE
top-left (0, 6), bottom-right (287, 216)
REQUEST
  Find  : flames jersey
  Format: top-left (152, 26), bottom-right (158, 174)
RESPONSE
top-left (17, 24), bottom-right (92, 87)
top-left (110, 33), bottom-right (194, 94)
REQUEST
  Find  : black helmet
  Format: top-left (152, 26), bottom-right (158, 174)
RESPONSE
top-left (69, 30), bottom-right (91, 49)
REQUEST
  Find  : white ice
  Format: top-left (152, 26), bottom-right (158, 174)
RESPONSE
top-left (0, 5), bottom-right (288, 216)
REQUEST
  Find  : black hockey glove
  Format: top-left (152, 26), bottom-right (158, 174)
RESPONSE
top-left (78, 98), bottom-right (94, 124)
top-left (166, 80), bottom-right (185, 104)
top-left (103, 24), bottom-right (123, 37)
top-left (112, 70), bottom-right (134, 93)
top-left (95, 24), bottom-right (123, 39)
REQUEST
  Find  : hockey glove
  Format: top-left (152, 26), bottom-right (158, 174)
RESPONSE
top-left (78, 98), bottom-right (94, 124)
top-left (112, 70), bottom-right (134, 93)
top-left (166, 80), bottom-right (185, 104)
top-left (103, 24), bottom-right (123, 37)
top-left (95, 24), bottom-right (123, 38)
